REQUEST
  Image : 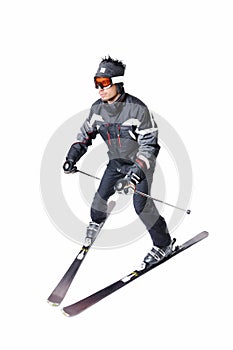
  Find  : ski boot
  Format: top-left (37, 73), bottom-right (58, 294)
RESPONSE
top-left (143, 240), bottom-right (175, 268)
top-left (85, 222), bottom-right (101, 246)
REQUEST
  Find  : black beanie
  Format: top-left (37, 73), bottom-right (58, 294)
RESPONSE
top-left (95, 59), bottom-right (125, 78)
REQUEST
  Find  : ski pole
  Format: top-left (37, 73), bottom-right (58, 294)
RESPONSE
top-left (72, 167), bottom-right (101, 180)
top-left (134, 190), bottom-right (191, 214)
top-left (71, 168), bottom-right (191, 214)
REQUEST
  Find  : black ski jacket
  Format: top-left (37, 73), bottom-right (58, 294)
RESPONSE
top-left (66, 91), bottom-right (160, 171)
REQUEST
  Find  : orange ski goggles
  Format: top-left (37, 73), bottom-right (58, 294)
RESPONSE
top-left (94, 76), bottom-right (124, 89)
top-left (94, 77), bottom-right (112, 89)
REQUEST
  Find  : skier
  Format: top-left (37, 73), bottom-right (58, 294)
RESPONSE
top-left (63, 56), bottom-right (172, 266)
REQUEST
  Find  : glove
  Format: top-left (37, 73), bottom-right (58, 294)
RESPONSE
top-left (127, 158), bottom-right (146, 185)
top-left (115, 158), bottom-right (147, 195)
top-left (115, 176), bottom-right (135, 195)
top-left (63, 159), bottom-right (77, 174)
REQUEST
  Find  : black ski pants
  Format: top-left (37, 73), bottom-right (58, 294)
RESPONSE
top-left (90, 161), bottom-right (171, 247)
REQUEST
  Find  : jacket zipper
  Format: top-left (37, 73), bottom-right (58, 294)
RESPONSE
top-left (117, 124), bottom-right (122, 147)
top-left (106, 124), bottom-right (111, 145)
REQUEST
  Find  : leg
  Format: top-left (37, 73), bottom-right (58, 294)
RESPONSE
top-left (133, 171), bottom-right (171, 247)
top-left (91, 164), bottom-right (123, 224)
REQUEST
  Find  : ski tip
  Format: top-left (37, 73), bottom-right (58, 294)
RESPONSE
top-left (62, 309), bottom-right (71, 317)
top-left (202, 230), bottom-right (209, 237)
top-left (47, 299), bottom-right (60, 307)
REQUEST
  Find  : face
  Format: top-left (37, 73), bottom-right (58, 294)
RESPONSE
top-left (98, 84), bottom-right (120, 104)
top-left (95, 76), bottom-right (121, 103)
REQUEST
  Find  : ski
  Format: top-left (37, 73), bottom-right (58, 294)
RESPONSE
top-left (62, 231), bottom-right (209, 316)
top-left (47, 201), bottom-right (116, 306)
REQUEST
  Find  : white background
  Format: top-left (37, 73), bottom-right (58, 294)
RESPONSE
top-left (1, 1), bottom-right (232, 349)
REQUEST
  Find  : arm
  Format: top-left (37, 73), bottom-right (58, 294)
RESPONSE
top-left (136, 107), bottom-right (160, 169)
top-left (63, 109), bottom-right (98, 173)
top-left (127, 108), bottom-right (160, 181)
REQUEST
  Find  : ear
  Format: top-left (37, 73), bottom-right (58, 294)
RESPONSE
top-left (116, 83), bottom-right (124, 94)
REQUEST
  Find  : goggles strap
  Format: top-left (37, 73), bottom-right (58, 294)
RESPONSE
top-left (111, 76), bottom-right (124, 84)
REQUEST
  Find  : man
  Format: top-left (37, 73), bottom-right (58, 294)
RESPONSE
top-left (63, 56), bottom-right (172, 266)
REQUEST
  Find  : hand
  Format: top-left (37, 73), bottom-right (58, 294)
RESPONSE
top-left (63, 159), bottom-right (77, 174)
top-left (127, 159), bottom-right (146, 185)
top-left (115, 177), bottom-right (136, 195)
